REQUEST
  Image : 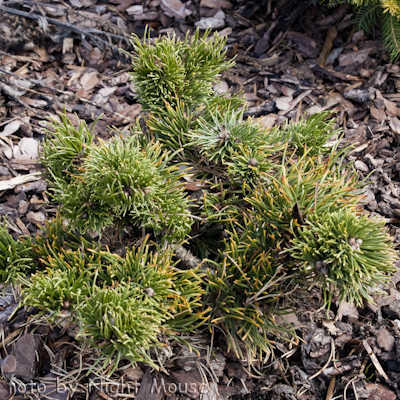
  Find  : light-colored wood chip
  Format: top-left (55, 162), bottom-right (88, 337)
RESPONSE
top-left (0, 172), bottom-right (41, 191)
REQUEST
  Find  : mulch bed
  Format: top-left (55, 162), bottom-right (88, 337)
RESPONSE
top-left (1, 0), bottom-right (400, 399)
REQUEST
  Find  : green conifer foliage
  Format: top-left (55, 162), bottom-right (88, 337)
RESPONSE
top-left (129, 29), bottom-right (234, 112)
top-left (43, 124), bottom-right (192, 240)
top-left (21, 226), bottom-right (207, 369)
top-left (288, 208), bottom-right (397, 305)
top-left (1, 28), bottom-right (396, 370)
top-left (78, 284), bottom-right (164, 370)
top-left (245, 150), bottom-right (362, 240)
top-left (205, 220), bottom-right (295, 361)
top-left (0, 225), bottom-right (34, 283)
top-left (40, 113), bottom-right (94, 184)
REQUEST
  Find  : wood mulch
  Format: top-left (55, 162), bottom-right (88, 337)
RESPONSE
top-left (0, 0), bottom-right (400, 399)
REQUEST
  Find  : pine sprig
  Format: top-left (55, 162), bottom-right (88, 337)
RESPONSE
top-left (245, 151), bottom-right (363, 240)
top-left (382, 10), bottom-right (400, 61)
top-left (269, 112), bottom-right (340, 157)
top-left (354, 4), bottom-right (382, 34)
top-left (190, 108), bottom-right (268, 163)
top-left (23, 261), bottom-right (92, 319)
top-left (78, 284), bottom-right (164, 371)
top-left (40, 113), bottom-right (95, 184)
top-left (205, 228), bottom-right (296, 360)
top-left (0, 225), bottom-right (35, 283)
top-left (43, 122), bottom-right (193, 240)
top-left (129, 28), bottom-right (234, 112)
top-left (287, 208), bottom-right (397, 305)
top-left (23, 229), bottom-right (208, 370)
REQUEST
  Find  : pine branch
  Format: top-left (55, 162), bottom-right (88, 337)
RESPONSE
top-left (382, 10), bottom-right (400, 61)
top-left (354, 4), bottom-right (382, 35)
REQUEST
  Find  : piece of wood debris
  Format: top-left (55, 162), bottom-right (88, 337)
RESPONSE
top-left (362, 339), bottom-right (389, 381)
top-left (0, 172), bottom-right (41, 191)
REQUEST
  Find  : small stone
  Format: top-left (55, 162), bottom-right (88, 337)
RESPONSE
top-left (259, 114), bottom-right (278, 129)
top-left (4, 334), bottom-right (41, 381)
top-left (280, 85), bottom-right (295, 97)
top-left (124, 366), bottom-right (144, 381)
top-left (18, 200), bottom-right (29, 215)
top-left (275, 96), bottom-right (293, 111)
top-left (213, 81), bottom-right (229, 95)
top-left (126, 5), bottom-right (143, 16)
top-left (14, 138), bottom-right (39, 160)
top-left (0, 166), bottom-right (10, 176)
top-left (376, 328), bottom-right (395, 352)
top-left (195, 10), bottom-right (225, 30)
top-left (354, 160), bottom-right (369, 173)
top-left (26, 211), bottom-right (45, 225)
top-left (161, 0), bottom-right (187, 18)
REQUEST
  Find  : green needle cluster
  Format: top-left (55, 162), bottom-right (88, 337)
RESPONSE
top-left (42, 120), bottom-right (192, 241)
top-left (129, 28), bottom-right (234, 112)
top-left (288, 208), bottom-right (397, 306)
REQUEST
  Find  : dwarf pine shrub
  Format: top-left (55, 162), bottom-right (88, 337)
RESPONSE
top-left (0, 28), bottom-right (397, 369)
